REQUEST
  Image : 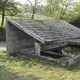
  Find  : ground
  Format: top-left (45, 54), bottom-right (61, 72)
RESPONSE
top-left (0, 48), bottom-right (80, 80)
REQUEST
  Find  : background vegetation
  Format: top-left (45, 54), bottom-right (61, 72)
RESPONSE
top-left (63, 46), bottom-right (80, 56)
top-left (0, 27), bottom-right (6, 41)
top-left (0, 0), bottom-right (80, 27)
top-left (0, 15), bottom-right (6, 41)
top-left (0, 0), bottom-right (80, 41)
top-left (0, 0), bottom-right (80, 42)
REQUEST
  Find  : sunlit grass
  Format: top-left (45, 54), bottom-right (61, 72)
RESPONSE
top-left (63, 46), bottom-right (80, 56)
top-left (0, 50), bottom-right (80, 80)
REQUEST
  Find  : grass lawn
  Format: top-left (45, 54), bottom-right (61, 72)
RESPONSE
top-left (0, 50), bottom-right (80, 80)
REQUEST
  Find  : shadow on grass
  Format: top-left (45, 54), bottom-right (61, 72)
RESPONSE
top-left (0, 65), bottom-right (40, 80)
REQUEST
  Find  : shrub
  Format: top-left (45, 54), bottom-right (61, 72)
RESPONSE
top-left (0, 27), bottom-right (6, 41)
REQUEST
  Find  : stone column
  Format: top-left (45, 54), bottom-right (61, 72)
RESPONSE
top-left (35, 40), bottom-right (41, 56)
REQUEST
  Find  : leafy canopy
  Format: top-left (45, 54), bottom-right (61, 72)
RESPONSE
top-left (0, 0), bottom-right (14, 12)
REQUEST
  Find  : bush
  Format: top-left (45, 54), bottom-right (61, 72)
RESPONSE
top-left (70, 16), bottom-right (80, 28)
top-left (70, 22), bottom-right (80, 28)
top-left (0, 27), bottom-right (6, 41)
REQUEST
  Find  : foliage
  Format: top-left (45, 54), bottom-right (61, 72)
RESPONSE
top-left (0, 0), bottom-right (14, 11)
top-left (44, 0), bottom-right (74, 20)
top-left (0, 27), bottom-right (6, 41)
top-left (65, 2), bottom-right (80, 23)
top-left (71, 3), bottom-right (80, 25)
top-left (44, 0), bottom-right (61, 17)
top-left (63, 46), bottom-right (80, 56)
top-left (0, 0), bottom-right (14, 26)
top-left (26, 0), bottom-right (43, 19)
top-left (7, 2), bottom-right (22, 17)
top-left (0, 0), bottom-right (80, 27)
top-left (0, 15), bottom-right (6, 41)
top-left (43, 0), bottom-right (80, 27)
top-left (0, 0), bottom-right (21, 27)
top-left (1, 50), bottom-right (80, 80)
top-left (15, 0), bottom-right (80, 24)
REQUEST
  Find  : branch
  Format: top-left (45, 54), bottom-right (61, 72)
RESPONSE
top-left (27, 0), bottom-right (33, 6)
top-left (36, 0), bottom-right (43, 4)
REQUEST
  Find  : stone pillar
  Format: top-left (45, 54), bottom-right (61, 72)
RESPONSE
top-left (6, 20), bottom-right (9, 53)
top-left (35, 40), bottom-right (41, 56)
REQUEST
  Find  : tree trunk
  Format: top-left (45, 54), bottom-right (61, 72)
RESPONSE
top-left (1, 9), bottom-right (5, 27)
top-left (31, 10), bottom-right (35, 19)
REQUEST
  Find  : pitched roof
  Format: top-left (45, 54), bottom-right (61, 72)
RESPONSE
top-left (6, 18), bottom-right (80, 44)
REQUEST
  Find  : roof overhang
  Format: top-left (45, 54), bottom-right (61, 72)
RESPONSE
top-left (6, 18), bottom-right (45, 44)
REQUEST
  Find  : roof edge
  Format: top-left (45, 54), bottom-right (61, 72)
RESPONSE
top-left (6, 17), bottom-right (45, 44)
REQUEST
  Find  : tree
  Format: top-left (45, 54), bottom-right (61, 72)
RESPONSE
top-left (0, 0), bottom-right (16, 27)
top-left (59, 0), bottom-right (74, 20)
top-left (21, 3), bottom-right (31, 17)
top-left (45, 0), bottom-right (63, 17)
top-left (0, 0), bottom-right (14, 27)
top-left (67, 2), bottom-right (80, 25)
top-left (45, 0), bottom-right (74, 20)
top-left (7, 2), bottom-right (22, 17)
top-left (73, 2), bottom-right (80, 24)
top-left (27, 0), bottom-right (43, 19)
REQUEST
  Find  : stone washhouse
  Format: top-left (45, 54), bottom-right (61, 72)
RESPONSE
top-left (6, 18), bottom-right (80, 66)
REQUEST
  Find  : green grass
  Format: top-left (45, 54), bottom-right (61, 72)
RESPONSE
top-left (1, 50), bottom-right (80, 80)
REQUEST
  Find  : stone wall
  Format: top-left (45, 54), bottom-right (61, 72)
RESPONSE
top-left (6, 21), bottom-right (34, 55)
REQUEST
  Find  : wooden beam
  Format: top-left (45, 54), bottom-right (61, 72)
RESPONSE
top-left (41, 50), bottom-right (66, 57)
top-left (41, 42), bottom-right (68, 50)
top-left (35, 40), bottom-right (41, 56)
